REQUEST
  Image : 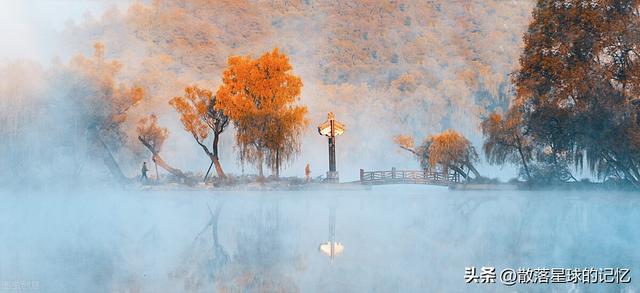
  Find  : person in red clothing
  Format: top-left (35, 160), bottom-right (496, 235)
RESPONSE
top-left (305, 163), bottom-right (311, 182)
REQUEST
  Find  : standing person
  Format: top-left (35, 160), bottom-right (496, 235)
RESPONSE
top-left (305, 163), bottom-right (311, 182)
top-left (141, 162), bottom-right (149, 183)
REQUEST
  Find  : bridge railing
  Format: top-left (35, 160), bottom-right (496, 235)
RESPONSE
top-left (359, 168), bottom-right (460, 185)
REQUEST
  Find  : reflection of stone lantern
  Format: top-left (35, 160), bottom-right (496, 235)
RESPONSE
top-left (317, 112), bottom-right (345, 183)
top-left (318, 206), bottom-right (343, 262)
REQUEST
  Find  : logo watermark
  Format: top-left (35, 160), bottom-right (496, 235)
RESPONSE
top-left (465, 267), bottom-right (631, 286)
top-left (0, 280), bottom-right (40, 291)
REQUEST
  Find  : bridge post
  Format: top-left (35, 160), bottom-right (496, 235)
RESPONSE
top-left (391, 167), bottom-right (396, 179)
top-left (360, 169), bottom-right (364, 182)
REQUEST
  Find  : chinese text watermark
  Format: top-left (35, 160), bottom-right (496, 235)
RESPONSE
top-left (0, 280), bottom-right (40, 291)
top-left (465, 267), bottom-right (630, 286)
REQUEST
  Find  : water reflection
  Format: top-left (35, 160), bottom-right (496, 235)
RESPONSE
top-left (170, 203), bottom-right (228, 290)
top-left (172, 201), bottom-right (303, 292)
top-left (2, 189), bottom-right (640, 292)
top-left (318, 205), bottom-right (344, 262)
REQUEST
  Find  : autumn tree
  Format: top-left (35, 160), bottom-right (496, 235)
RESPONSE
top-left (215, 48), bottom-right (307, 178)
top-left (394, 135), bottom-right (419, 157)
top-left (512, 0), bottom-right (640, 186)
top-left (67, 42), bottom-right (144, 183)
top-left (481, 111), bottom-right (532, 181)
top-left (170, 86), bottom-right (229, 180)
top-left (394, 130), bottom-right (480, 180)
top-left (394, 134), bottom-right (433, 171)
top-left (137, 114), bottom-right (189, 182)
top-left (429, 130), bottom-right (481, 179)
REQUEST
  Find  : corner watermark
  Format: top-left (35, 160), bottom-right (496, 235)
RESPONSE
top-left (0, 280), bottom-right (40, 291)
top-left (465, 267), bottom-right (631, 286)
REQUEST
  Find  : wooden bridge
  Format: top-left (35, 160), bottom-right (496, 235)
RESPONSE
top-left (359, 168), bottom-right (461, 186)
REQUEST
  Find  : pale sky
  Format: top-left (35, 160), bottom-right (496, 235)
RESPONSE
top-left (0, 0), bottom-right (131, 62)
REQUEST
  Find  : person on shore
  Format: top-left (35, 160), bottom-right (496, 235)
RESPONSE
top-left (305, 163), bottom-right (311, 182)
top-left (141, 162), bottom-right (149, 183)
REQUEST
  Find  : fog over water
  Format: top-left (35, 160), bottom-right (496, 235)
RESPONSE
top-left (1, 2), bottom-right (638, 292)
top-left (2, 186), bottom-right (638, 292)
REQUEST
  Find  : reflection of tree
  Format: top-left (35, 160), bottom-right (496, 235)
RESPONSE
top-left (217, 203), bottom-right (302, 292)
top-left (172, 203), bottom-right (229, 291)
top-left (173, 203), bottom-right (303, 292)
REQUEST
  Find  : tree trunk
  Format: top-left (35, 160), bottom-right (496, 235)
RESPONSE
top-left (138, 135), bottom-right (190, 184)
top-left (442, 165), bottom-right (449, 181)
top-left (463, 161), bottom-right (481, 179)
top-left (275, 149), bottom-right (280, 179)
top-left (605, 153), bottom-right (640, 188)
top-left (516, 137), bottom-right (532, 182)
top-left (629, 159), bottom-right (640, 182)
top-left (448, 164), bottom-right (468, 180)
top-left (399, 146), bottom-right (419, 156)
top-left (90, 126), bottom-right (128, 184)
top-left (204, 161), bottom-right (214, 182)
top-left (194, 134), bottom-right (226, 180)
top-left (257, 151), bottom-right (265, 179)
top-left (211, 133), bottom-right (226, 179)
top-left (152, 153), bottom-right (189, 182)
top-left (211, 156), bottom-right (226, 179)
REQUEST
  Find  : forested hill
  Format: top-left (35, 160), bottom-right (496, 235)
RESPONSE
top-left (0, 1), bottom-right (535, 183)
top-left (60, 0), bottom-right (533, 141)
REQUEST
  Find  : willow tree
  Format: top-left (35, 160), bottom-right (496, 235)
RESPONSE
top-left (512, 0), bottom-right (640, 186)
top-left (429, 130), bottom-right (480, 179)
top-left (215, 48), bottom-right (307, 178)
top-left (137, 114), bottom-right (189, 182)
top-left (394, 129), bottom-right (480, 180)
top-left (481, 111), bottom-right (532, 181)
top-left (170, 86), bottom-right (229, 180)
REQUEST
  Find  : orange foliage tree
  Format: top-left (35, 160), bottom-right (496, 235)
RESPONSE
top-left (215, 49), bottom-right (307, 178)
top-left (137, 114), bottom-right (189, 182)
top-left (428, 130), bottom-right (480, 179)
top-left (170, 86), bottom-right (229, 180)
top-left (393, 134), bottom-right (418, 156)
top-left (67, 42), bottom-right (144, 183)
top-left (394, 130), bottom-right (480, 180)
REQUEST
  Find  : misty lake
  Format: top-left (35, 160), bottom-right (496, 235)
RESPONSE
top-left (1, 186), bottom-right (638, 292)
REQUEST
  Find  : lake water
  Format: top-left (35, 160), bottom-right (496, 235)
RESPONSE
top-left (1, 186), bottom-right (638, 292)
